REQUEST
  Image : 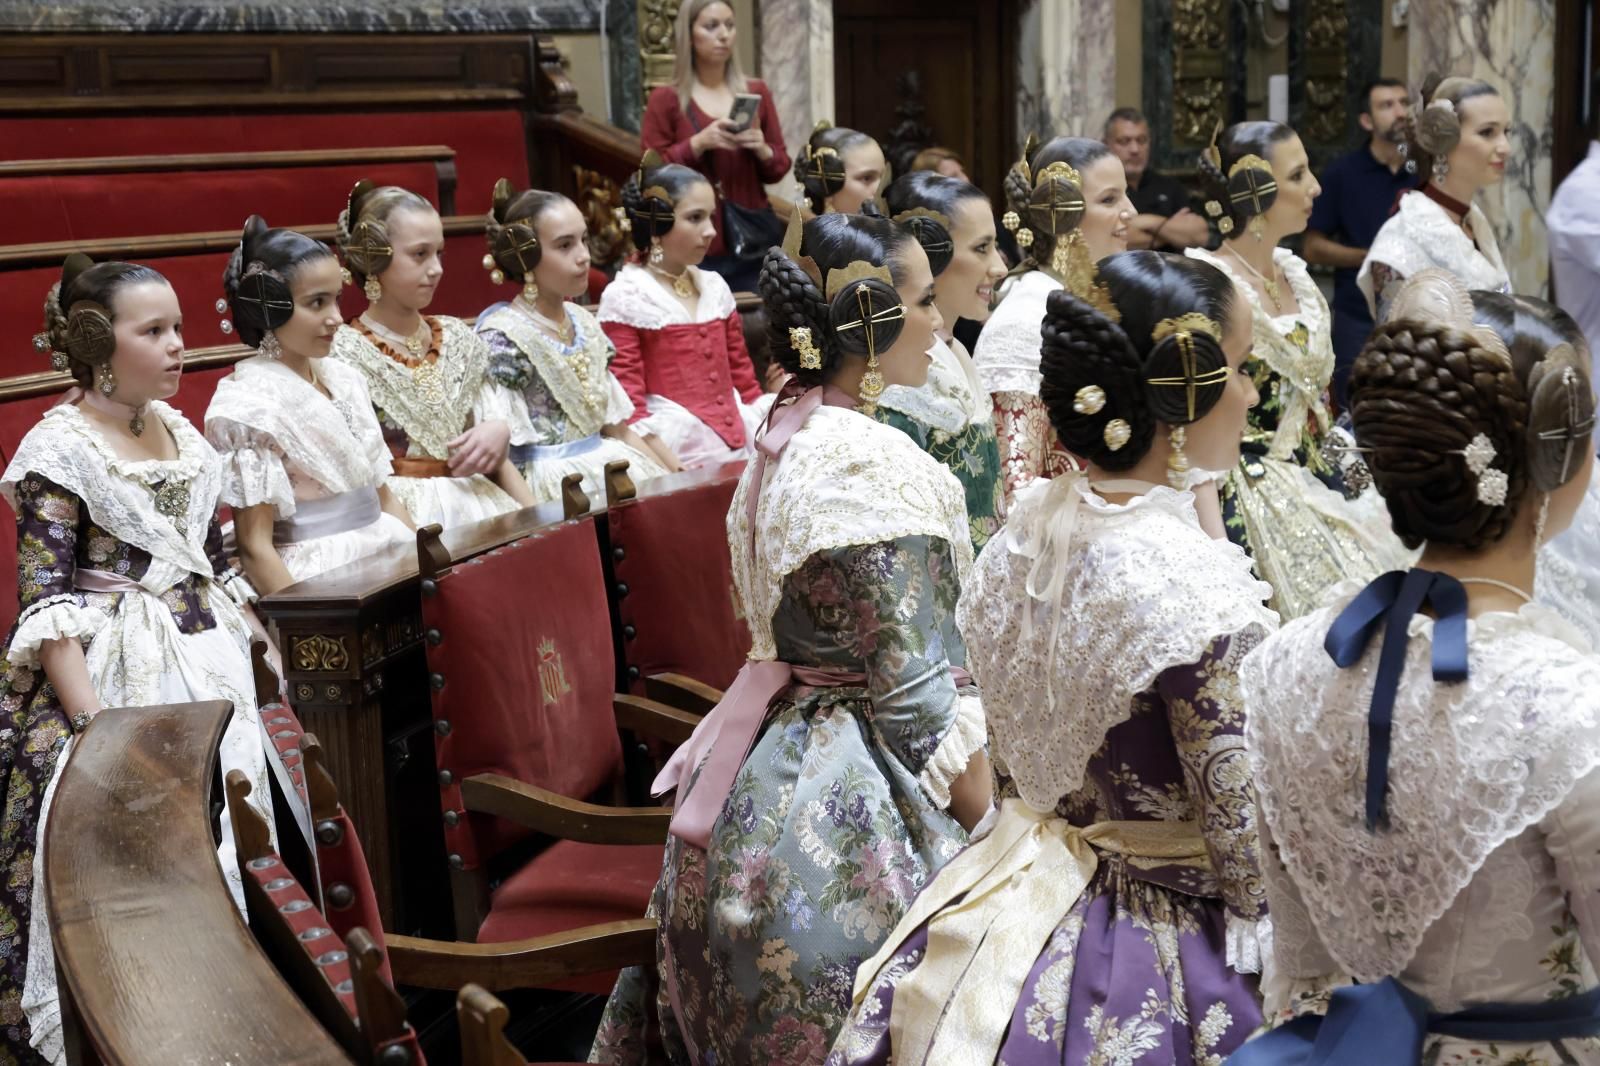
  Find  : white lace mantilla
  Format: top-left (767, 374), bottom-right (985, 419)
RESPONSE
top-left (879, 334), bottom-right (990, 434)
top-left (595, 263), bottom-right (735, 329)
top-left (1357, 191), bottom-right (1511, 315)
top-left (727, 404), bottom-right (973, 660)
top-left (972, 269), bottom-right (1061, 396)
top-left (1243, 583), bottom-right (1600, 981)
top-left (957, 475), bottom-right (1278, 811)
top-left (205, 356), bottom-right (391, 516)
top-left (331, 315), bottom-right (489, 459)
top-left (1187, 247), bottom-right (1335, 461)
top-left (480, 302), bottom-right (614, 440)
top-left (2, 401), bottom-right (222, 592)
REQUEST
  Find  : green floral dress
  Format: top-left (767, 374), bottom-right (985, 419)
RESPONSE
top-left (589, 534), bottom-right (984, 1065)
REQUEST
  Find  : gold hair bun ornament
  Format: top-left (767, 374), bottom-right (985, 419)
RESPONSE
top-left (1152, 313), bottom-right (1223, 344)
top-left (1203, 120), bottom-right (1224, 176)
top-left (1103, 418), bottom-right (1132, 451)
top-left (1073, 384), bottom-right (1107, 415)
top-left (490, 177), bottom-right (515, 221)
top-left (779, 209), bottom-right (825, 289)
top-left (789, 326), bottom-right (824, 370)
top-left (1226, 154), bottom-right (1278, 217)
top-left (1001, 210), bottom-right (1021, 232)
top-left (824, 260), bottom-right (896, 301)
top-left (63, 300), bottom-right (115, 365)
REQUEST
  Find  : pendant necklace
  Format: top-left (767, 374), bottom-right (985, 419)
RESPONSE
top-left (1224, 244), bottom-right (1284, 312)
top-left (648, 264), bottom-right (697, 300)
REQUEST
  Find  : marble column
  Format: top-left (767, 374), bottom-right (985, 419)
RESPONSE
top-left (758, 0), bottom-right (832, 201)
top-left (1015, 0), bottom-right (1118, 150)
top-left (1408, 0), bottom-right (1556, 295)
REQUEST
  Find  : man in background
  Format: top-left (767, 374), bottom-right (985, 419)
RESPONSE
top-left (1304, 78), bottom-right (1416, 410)
top-left (1103, 107), bottom-right (1209, 251)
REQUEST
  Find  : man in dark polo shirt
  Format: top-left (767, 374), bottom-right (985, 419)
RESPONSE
top-left (1305, 78), bottom-right (1417, 410)
top-left (1104, 107), bottom-right (1209, 250)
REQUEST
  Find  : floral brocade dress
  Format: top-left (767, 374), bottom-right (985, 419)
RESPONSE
top-left (1186, 248), bottom-right (1408, 620)
top-left (0, 401), bottom-right (274, 1065)
top-left (830, 477), bottom-right (1276, 1066)
top-left (874, 334), bottom-right (1004, 554)
top-left (590, 399), bottom-right (986, 1066)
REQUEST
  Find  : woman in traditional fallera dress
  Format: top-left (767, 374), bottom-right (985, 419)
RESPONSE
top-left (1186, 121), bottom-right (1409, 619)
top-left (878, 170), bottom-right (1008, 553)
top-left (831, 251), bottom-right (1274, 1066)
top-left (205, 217), bottom-right (414, 594)
top-left (794, 123), bottom-right (888, 218)
top-left (2, 256), bottom-right (275, 1064)
top-left (976, 135), bottom-right (1135, 507)
top-left (474, 180), bottom-right (674, 501)
top-left (597, 156), bottom-right (773, 468)
top-left (1233, 272), bottom-right (1600, 1064)
top-left (589, 212), bottom-right (992, 1066)
top-left (332, 181), bottom-right (535, 527)
top-left (1358, 76), bottom-right (1512, 320)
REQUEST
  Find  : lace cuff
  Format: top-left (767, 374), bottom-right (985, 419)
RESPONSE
top-left (472, 379), bottom-right (531, 443)
top-left (8, 594), bottom-right (99, 668)
top-left (216, 569), bottom-right (258, 607)
top-left (918, 689), bottom-right (987, 808)
top-left (217, 444), bottom-right (297, 517)
top-left (1226, 912), bottom-right (1273, 976)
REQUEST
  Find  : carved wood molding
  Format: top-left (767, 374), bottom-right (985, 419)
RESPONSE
top-left (638, 0), bottom-right (682, 103)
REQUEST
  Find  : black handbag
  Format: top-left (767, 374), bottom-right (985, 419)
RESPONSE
top-left (720, 193), bottom-right (785, 263)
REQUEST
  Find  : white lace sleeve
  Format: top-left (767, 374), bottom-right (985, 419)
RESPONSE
top-left (604, 371), bottom-right (636, 426)
top-left (1541, 767), bottom-right (1600, 969)
top-left (8, 597), bottom-right (101, 669)
top-left (206, 419), bottom-right (296, 517)
top-left (1255, 799), bottom-right (1342, 1017)
top-left (919, 689), bottom-right (987, 808)
top-left (470, 378), bottom-right (527, 438)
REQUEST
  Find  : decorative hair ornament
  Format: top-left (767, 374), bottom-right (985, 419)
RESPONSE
top-left (235, 261), bottom-right (295, 332)
top-left (484, 177), bottom-right (542, 302)
top-left (1072, 384), bottom-right (1106, 415)
top-left (631, 149), bottom-right (678, 240)
top-left (340, 179), bottom-right (394, 283)
top-left (1151, 313), bottom-right (1222, 344)
top-left (1226, 153), bottom-right (1279, 220)
top-left (1146, 316), bottom-right (1232, 421)
top-left (790, 326), bottom-right (823, 370)
top-left (1381, 269), bottom-right (1511, 364)
top-left (824, 260), bottom-right (896, 301)
top-left (780, 209), bottom-right (824, 289)
top-left (1416, 91), bottom-right (1464, 159)
top-left (892, 206), bottom-right (955, 263)
top-left (1103, 418), bottom-right (1132, 451)
top-left (1455, 432), bottom-right (1509, 506)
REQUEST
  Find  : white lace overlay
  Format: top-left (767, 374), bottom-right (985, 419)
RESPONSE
top-left (1538, 461), bottom-right (1600, 647)
top-left (1187, 248), bottom-right (1335, 461)
top-left (479, 302), bottom-right (615, 440)
top-left (727, 405), bottom-right (973, 661)
top-left (1244, 584), bottom-right (1600, 981)
top-left (205, 356), bottom-right (391, 517)
top-left (957, 476), bottom-right (1278, 811)
top-left (331, 315), bottom-right (494, 459)
top-left (1358, 192), bottom-right (1512, 316)
top-left (972, 270), bottom-right (1060, 397)
top-left (595, 263), bottom-right (737, 330)
top-left (880, 335), bottom-right (990, 434)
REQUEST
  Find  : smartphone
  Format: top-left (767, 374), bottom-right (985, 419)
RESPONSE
top-left (727, 93), bottom-right (762, 133)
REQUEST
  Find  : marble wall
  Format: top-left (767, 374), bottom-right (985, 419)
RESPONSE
top-left (1015, 0), bottom-right (1118, 146)
top-left (757, 0), bottom-right (832, 201)
top-left (1408, 0), bottom-right (1556, 295)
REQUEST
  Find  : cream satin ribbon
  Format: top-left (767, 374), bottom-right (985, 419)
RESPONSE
top-left (850, 798), bottom-right (1211, 1066)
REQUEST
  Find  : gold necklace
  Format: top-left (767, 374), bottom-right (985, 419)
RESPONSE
top-left (360, 312), bottom-right (429, 357)
top-left (512, 295), bottom-right (575, 345)
top-left (648, 263), bottom-right (697, 300)
top-left (1224, 244), bottom-right (1284, 311)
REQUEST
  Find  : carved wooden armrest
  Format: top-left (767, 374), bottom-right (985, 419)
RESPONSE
top-left (642, 672), bottom-right (722, 715)
top-left (460, 773), bottom-right (670, 845)
top-left (387, 917), bottom-right (656, 990)
top-left (613, 694), bottom-right (700, 745)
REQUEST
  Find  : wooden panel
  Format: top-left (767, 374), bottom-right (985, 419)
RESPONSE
top-left (46, 701), bottom-right (354, 1065)
top-left (0, 144), bottom-right (455, 178)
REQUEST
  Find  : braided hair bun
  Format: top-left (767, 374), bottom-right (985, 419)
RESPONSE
top-left (485, 178), bottom-right (566, 283)
top-left (1038, 250), bottom-right (1237, 470)
top-left (620, 159), bottom-right (706, 252)
top-left (36, 253), bottom-right (165, 387)
top-left (1002, 136), bottom-right (1110, 266)
top-left (794, 124), bottom-right (875, 213)
top-left (221, 215), bottom-right (334, 348)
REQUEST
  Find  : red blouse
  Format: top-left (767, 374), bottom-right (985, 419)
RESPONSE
top-left (603, 309), bottom-right (763, 448)
top-left (641, 80), bottom-right (791, 259)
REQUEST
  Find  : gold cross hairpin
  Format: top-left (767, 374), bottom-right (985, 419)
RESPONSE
top-left (805, 146), bottom-right (840, 185)
top-left (836, 283), bottom-right (907, 356)
top-left (1146, 330), bottom-right (1232, 421)
top-left (347, 222), bottom-right (393, 266)
top-left (503, 224), bottom-right (540, 272)
top-left (1227, 155), bottom-right (1278, 214)
top-left (236, 269), bottom-right (292, 320)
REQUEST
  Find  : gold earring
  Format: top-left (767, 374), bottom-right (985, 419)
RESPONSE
top-left (649, 238), bottom-right (665, 266)
top-left (1166, 425), bottom-right (1190, 489)
top-left (1050, 236), bottom-right (1072, 278)
top-left (858, 352), bottom-right (885, 417)
top-left (98, 365), bottom-right (117, 397)
top-left (1248, 214), bottom-right (1266, 242)
top-left (340, 267), bottom-right (353, 287)
top-left (363, 275), bottom-right (383, 302)
top-left (523, 278), bottom-right (539, 303)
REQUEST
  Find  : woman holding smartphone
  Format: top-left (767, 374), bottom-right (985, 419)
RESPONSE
top-left (641, 0), bottom-right (790, 294)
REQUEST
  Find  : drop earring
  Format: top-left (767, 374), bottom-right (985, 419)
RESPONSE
top-left (649, 238), bottom-right (665, 267)
top-left (523, 278), bottom-right (539, 303)
top-left (1166, 425), bottom-right (1190, 489)
top-left (1535, 493), bottom-right (1551, 551)
top-left (98, 365), bottom-right (117, 397)
top-left (1248, 214), bottom-right (1266, 242)
top-left (363, 275), bottom-right (383, 302)
top-left (1433, 158), bottom-right (1450, 188)
top-left (258, 330), bottom-right (282, 360)
top-left (858, 351), bottom-right (885, 417)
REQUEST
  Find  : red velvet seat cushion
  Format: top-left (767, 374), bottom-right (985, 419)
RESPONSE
top-left (477, 839), bottom-right (661, 995)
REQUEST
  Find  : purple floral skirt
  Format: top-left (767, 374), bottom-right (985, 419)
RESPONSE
top-left (828, 860), bottom-right (1262, 1064)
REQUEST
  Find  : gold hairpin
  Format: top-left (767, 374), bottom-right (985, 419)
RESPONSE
top-left (1227, 154), bottom-right (1278, 212)
top-left (1148, 316), bottom-right (1230, 421)
top-left (1152, 313), bottom-right (1222, 344)
top-left (790, 326), bottom-right (823, 370)
top-left (1203, 120), bottom-right (1223, 175)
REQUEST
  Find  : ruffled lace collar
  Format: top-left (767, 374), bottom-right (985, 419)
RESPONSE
top-left (52, 400), bottom-right (208, 486)
top-left (878, 334), bottom-right (989, 432)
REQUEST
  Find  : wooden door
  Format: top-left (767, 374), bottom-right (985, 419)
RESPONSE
top-left (833, 0), bottom-right (1019, 202)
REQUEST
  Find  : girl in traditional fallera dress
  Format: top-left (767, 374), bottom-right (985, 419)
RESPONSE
top-left (332, 181), bottom-right (535, 527)
top-left (590, 212), bottom-right (992, 1066)
top-left (794, 123), bottom-right (888, 218)
top-left (976, 135), bottom-right (1135, 507)
top-left (2, 256), bottom-right (275, 1064)
top-left (1233, 271), bottom-right (1600, 1065)
top-left (597, 156), bottom-right (773, 468)
top-left (1187, 122), bottom-right (1409, 619)
top-left (1358, 76), bottom-right (1512, 320)
top-left (879, 170), bottom-right (1008, 553)
top-left (474, 180), bottom-right (675, 502)
top-left (205, 217), bottom-right (414, 594)
top-left (831, 251), bottom-right (1274, 1066)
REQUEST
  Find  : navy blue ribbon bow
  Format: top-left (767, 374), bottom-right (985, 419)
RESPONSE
top-left (1323, 569), bottom-right (1469, 830)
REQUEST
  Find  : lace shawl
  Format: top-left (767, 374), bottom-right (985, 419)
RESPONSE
top-left (205, 356), bottom-right (391, 516)
top-left (0, 401), bottom-right (222, 590)
top-left (478, 302), bottom-right (615, 439)
top-left (1187, 247), bottom-right (1335, 460)
top-left (594, 263), bottom-right (736, 328)
top-left (972, 270), bottom-right (1060, 396)
top-left (727, 405), bottom-right (973, 660)
top-left (880, 334), bottom-right (991, 434)
top-left (957, 475), bottom-right (1278, 811)
top-left (1243, 584), bottom-right (1600, 980)
top-left (330, 315), bottom-right (490, 459)
top-left (1357, 192), bottom-right (1511, 313)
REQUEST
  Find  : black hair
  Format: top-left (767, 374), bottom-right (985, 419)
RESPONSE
top-left (1103, 107), bottom-right (1147, 134)
top-left (758, 213), bottom-right (920, 387)
top-left (1196, 121), bottom-right (1297, 234)
top-left (222, 215), bottom-right (335, 348)
top-left (1038, 250), bottom-right (1238, 470)
top-left (1003, 136), bottom-right (1112, 266)
top-left (1360, 77), bottom-right (1408, 115)
top-left (794, 125), bottom-right (878, 214)
top-left (486, 180), bottom-right (572, 281)
top-left (884, 170), bottom-right (988, 277)
top-left (620, 161), bottom-right (711, 251)
top-left (41, 255), bottom-right (169, 387)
